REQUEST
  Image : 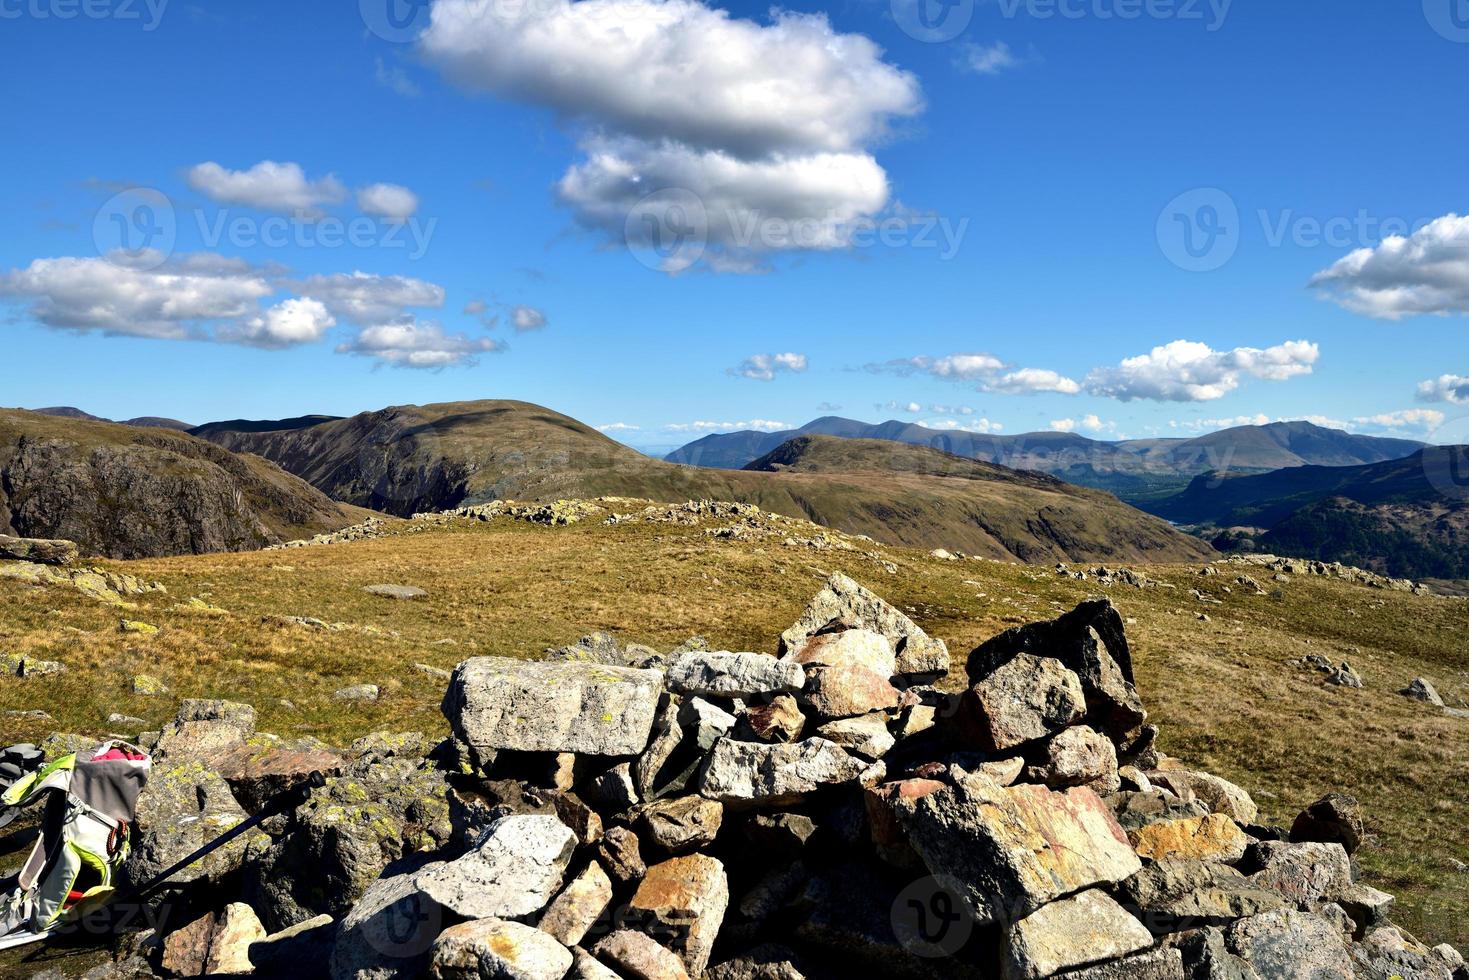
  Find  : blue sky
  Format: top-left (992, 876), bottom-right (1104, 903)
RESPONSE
top-left (2, 0), bottom-right (1468, 454)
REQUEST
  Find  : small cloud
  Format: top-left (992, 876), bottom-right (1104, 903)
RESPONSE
top-left (186, 160), bottom-right (346, 215)
top-left (1350, 409), bottom-right (1444, 431)
top-left (510, 305), bottom-right (548, 332)
top-left (1309, 214), bottom-right (1469, 319)
top-left (220, 297), bottom-right (336, 349)
top-left (1050, 419), bottom-right (1076, 433)
top-left (1417, 374), bottom-right (1469, 405)
top-left (335, 317), bottom-right (505, 369)
top-left (984, 368), bottom-right (1081, 396)
top-left (357, 182), bottom-right (420, 221)
top-left (464, 299), bottom-right (488, 315)
top-left (958, 41), bottom-right (1022, 76)
top-left (597, 422), bottom-right (641, 432)
top-left (731, 352), bottom-right (807, 382)
top-left (374, 56), bottom-right (421, 97)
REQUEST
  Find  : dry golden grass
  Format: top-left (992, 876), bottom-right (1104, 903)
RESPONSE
top-left (0, 508), bottom-right (1466, 950)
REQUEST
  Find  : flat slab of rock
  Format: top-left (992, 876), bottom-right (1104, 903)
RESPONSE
top-left (444, 656), bottom-right (663, 756)
top-left (1004, 889), bottom-right (1153, 980)
top-left (429, 918), bottom-right (572, 980)
top-left (627, 854), bottom-right (729, 976)
top-left (699, 737), bottom-right (865, 807)
top-left (363, 584), bottom-right (426, 599)
top-left (593, 930), bottom-right (691, 980)
top-left (898, 773), bottom-right (1142, 924)
top-left (417, 814), bottom-right (576, 919)
top-left (779, 572), bottom-right (949, 679)
top-left (800, 663), bottom-right (899, 720)
top-left (0, 534), bottom-right (78, 566)
top-left (1130, 814), bottom-right (1251, 865)
top-left (666, 651), bottom-right (803, 699)
top-left (538, 860), bottom-right (613, 946)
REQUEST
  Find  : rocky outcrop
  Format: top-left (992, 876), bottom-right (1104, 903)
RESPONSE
top-left (0, 408), bottom-right (360, 558)
top-left (60, 577), bottom-right (1466, 980)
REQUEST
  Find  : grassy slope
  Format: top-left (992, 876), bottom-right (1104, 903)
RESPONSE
top-left (0, 507), bottom-right (1464, 948)
top-left (194, 400), bottom-right (1210, 562)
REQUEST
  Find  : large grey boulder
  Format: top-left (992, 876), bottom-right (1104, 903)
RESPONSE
top-left (778, 573), bottom-right (949, 679)
top-left (0, 533), bottom-right (78, 565)
top-left (666, 652), bottom-right (803, 699)
top-left (1224, 909), bottom-right (1355, 978)
top-left (896, 772), bottom-right (1142, 925)
top-left (1350, 926), bottom-right (1461, 980)
top-left (428, 919), bottom-right (573, 980)
top-left (959, 654), bottom-right (1085, 752)
top-left (443, 657), bottom-right (663, 756)
top-left (967, 599), bottom-right (1146, 750)
top-left (1248, 841), bottom-right (1352, 908)
top-left (1003, 889), bottom-right (1153, 980)
top-left (330, 862), bottom-right (447, 980)
top-left (1402, 677), bottom-right (1446, 707)
top-left (699, 738), bottom-right (865, 807)
top-left (416, 815), bottom-right (577, 919)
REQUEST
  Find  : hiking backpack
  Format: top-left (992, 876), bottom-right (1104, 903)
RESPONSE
top-left (0, 741), bottom-right (150, 937)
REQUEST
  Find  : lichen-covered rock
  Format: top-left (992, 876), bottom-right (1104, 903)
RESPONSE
top-left (1129, 814), bottom-right (1252, 865)
top-left (778, 572), bottom-right (949, 679)
top-left (897, 773), bottom-right (1142, 924)
top-left (1248, 841), bottom-right (1353, 908)
top-left (246, 757), bottom-right (451, 930)
top-left (444, 656), bottom-right (663, 756)
top-left (699, 738), bottom-right (864, 807)
top-left (538, 860), bottom-right (613, 947)
top-left (1224, 909), bottom-right (1355, 978)
top-left (416, 814), bottom-right (576, 919)
top-left (0, 533), bottom-right (77, 565)
top-left (627, 854), bottom-right (729, 976)
top-left (121, 759), bottom-right (262, 894)
top-left (783, 629), bottom-right (896, 678)
top-left (428, 918), bottom-right (572, 980)
top-left (666, 652), bottom-right (804, 699)
top-left (959, 654), bottom-right (1086, 752)
top-left (1003, 889), bottom-right (1153, 980)
top-left (1027, 725), bottom-right (1120, 793)
top-left (967, 599), bottom-right (1146, 750)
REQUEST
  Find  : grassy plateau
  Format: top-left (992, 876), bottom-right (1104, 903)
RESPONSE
top-left (0, 501), bottom-right (1465, 952)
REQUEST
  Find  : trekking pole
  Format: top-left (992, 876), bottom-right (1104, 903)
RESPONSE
top-left (118, 771), bottom-right (327, 905)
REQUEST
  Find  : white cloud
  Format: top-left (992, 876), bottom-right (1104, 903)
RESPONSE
top-left (357, 182), bottom-right (421, 220)
top-left (1050, 414), bottom-right (1112, 434)
top-left (293, 271), bottom-right (444, 323)
top-left (731, 352), bottom-right (807, 381)
top-left (375, 57), bottom-right (421, 97)
top-left (958, 41), bottom-right (1021, 76)
top-left (1351, 409), bottom-right (1444, 431)
top-left (510, 305), bottom-right (548, 332)
top-left (1085, 339), bottom-right (1319, 402)
top-left (1309, 214), bottom-right (1469, 319)
top-left (869, 353), bottom-right (1078, 395)
top-left (664, 419), bottom-right (790, 433)
top-left (418, 0), bottom-right (920, 269)
top-left (983, 368), bottom-right (1082, 396)
top-left (1417, 374), bottom-right (1469, 405)
top-left (925, 417), bottom-right (1003, 433)
top-left (0, 251), bottom-right (272, 341)
top-left (221, 297), bottom-right (336, 349)
top-left (1049, 418), bottom-right (1076, 433)
top-left (186, 161), bottom-right (345, 214)
top-left (597, 422), bottom-right (641, 432)
top-left (335, 318), bottom-right (504, 369)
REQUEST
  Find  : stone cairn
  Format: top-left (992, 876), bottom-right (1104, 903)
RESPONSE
top-left (51, 574), bottom-right (1467, 979)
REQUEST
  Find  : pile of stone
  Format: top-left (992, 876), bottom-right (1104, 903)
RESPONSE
top-left (38, 574), bottom-right (1468, 980)
top-left (1220, 555), bottom-right (1436, 596)
top-left (269, 517), bottom-right (391, 548)
top-left (0, 533), bottom-right (166, 605)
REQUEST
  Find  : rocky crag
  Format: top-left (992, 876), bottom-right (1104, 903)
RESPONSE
top-left (20, 576), bottom-right (1466, 979)
top-left (0, 409), bottom-right (364, 559)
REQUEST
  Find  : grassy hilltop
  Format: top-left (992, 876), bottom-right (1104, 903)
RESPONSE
top-left (0, 500), bottom-right (1465, 950)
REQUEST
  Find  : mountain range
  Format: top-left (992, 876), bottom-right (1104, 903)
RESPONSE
top-left (189, 399), bottom-right (1209, 562)
top-left (665, 417), bottom-right (1428, 502)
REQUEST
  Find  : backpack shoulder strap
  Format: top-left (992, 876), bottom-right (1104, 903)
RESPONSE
top-left (1, 754), bottom-right (76, 809)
